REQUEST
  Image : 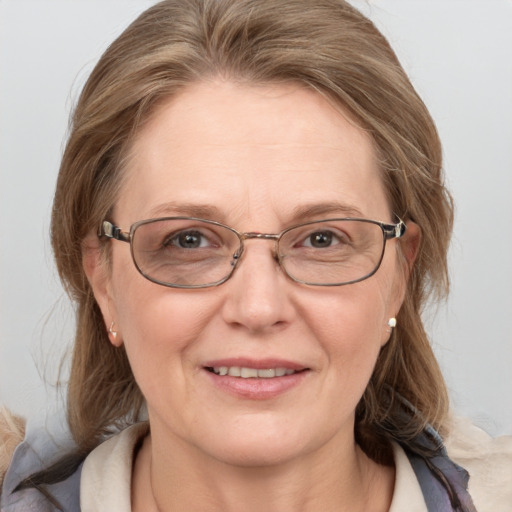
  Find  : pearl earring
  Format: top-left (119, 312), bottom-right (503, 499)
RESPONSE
top-left (386, 317), bottom-right (397, 333)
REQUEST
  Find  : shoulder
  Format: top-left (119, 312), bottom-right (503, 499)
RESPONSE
top-left (445, 416), bottom-right (512, 512)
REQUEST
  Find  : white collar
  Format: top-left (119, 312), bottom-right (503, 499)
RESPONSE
top-left (81, 424), bottom-right (426, 512)
top-left (389, 442), bottom-right (427, 512)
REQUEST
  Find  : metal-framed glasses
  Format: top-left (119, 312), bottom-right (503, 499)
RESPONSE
top-left (99, 216), bottom-right (406, 288)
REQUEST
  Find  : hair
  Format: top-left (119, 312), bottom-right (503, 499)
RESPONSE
top-left (50, 0), bottom-right (452, 464)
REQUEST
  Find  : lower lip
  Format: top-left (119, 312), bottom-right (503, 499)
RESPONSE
top-left (203, 369), bottom-right (309, 400)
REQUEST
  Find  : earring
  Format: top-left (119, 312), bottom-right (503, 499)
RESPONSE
top-left (108, 321), bottom-right (117, 340)
top-left (387, 317), bottom-right (397, 333)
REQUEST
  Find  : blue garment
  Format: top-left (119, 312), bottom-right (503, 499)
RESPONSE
top-left (1, 438), bottom-right (82, 512)
top-left (404, 428), bottom-right (478, 512)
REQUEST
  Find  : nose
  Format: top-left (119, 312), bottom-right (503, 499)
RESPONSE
top-left (221, 240), bottom-right (296, 333)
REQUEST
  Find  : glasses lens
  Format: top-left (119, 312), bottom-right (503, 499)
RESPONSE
top-left (131, 219), bottom-right (240, 287)
top-left (279, 219), bottom-right (385, 285)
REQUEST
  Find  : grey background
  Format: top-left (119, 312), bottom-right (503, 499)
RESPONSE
top-left (1, 0), bottom-right (511, 435)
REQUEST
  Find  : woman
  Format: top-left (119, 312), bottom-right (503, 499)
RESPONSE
top-left (1, 0), bottom-right (509, 510)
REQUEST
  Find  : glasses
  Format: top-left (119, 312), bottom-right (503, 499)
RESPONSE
top-left (99, 216), bottom-right (406, 288)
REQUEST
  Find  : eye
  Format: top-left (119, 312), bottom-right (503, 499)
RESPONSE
top-left (166, 230), bottom-right (212, 249)
top-left (305, 231), bottom-right (334, 248)
top-left (301, 230), bottom-right (346, 248)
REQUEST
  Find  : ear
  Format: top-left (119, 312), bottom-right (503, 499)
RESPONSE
top-left (400, 220), bottom-right (421, 276)
top-left (389, 220), bottom-right (422, 317)
top-left (82, 233), bottom-right (122, 347)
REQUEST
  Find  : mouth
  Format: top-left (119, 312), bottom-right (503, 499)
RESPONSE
top-left (202, 360), bottom-right (310, 399)
top-left (205, 366), bottom-right (304, 378)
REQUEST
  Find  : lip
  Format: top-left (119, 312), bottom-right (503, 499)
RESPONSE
top-left (203, 357), bottom-right (307, 371)
top-left (202, 358), bottom-right (310, 400)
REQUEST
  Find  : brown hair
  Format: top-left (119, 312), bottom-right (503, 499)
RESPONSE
top-left (51, 0), bottom-right (452, 461)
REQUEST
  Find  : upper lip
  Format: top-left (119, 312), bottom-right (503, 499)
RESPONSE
top-left (202, 358), bottom-right (308, 371)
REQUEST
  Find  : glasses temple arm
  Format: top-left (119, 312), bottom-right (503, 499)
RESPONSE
top-left (99, 220), bottom-right (130, 242)
top-left (383, 219), bottom-right (407, 240)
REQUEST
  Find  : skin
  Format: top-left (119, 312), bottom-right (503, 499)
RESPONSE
top-left (85, 80), bottom-right (420, 511)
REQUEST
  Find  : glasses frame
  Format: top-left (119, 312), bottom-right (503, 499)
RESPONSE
top-left (99, 216), bottom-right (406, 289)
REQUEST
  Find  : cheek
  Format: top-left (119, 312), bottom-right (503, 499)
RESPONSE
top-left (108, 252), bottom-right (216, 382)
top-left (116, 287), bottom-right (211, 357)
top-left (305, 278), bottom-right (390, 341)
top-left (113, 287), bottom-right (223, 418)
top-left (300, 278), bottom-right (392, 377)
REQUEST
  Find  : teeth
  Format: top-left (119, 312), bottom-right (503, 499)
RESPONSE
top-left (211, 366), bottom-right (297, 378)
top-left (228, 367), bottom-right (241, 377)
top-left (241, 367), bottom-right (258, 378)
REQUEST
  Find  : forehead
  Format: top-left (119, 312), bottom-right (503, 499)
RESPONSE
top-left (117, 81), bottom-right (390, 227)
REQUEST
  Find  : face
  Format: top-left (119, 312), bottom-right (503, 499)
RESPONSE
top-left (88, 81), bottom-right (414, 467)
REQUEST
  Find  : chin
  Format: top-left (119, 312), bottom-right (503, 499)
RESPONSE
top-left (197, 416), bottom-right (332, 468)
top-left (210, 437), bottom-right (306, 468)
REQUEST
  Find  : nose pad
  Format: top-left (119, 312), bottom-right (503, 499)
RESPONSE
top-left (229, 241), bottom-right (280, 275)
top-left (229, 247), bottom-right (243, 268)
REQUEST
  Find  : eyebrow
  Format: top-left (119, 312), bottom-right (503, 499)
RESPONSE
top-left (289, 202), bottom-right (365, 222)
top-left (147, 202), bottom-right (224, 220)
top-left (145, 201), bottom-right (366, 225)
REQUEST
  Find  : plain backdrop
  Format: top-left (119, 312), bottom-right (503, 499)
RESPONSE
top-left (1, 0), bottom-right (511, 436)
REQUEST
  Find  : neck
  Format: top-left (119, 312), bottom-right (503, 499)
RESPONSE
top-left (132, 429), bottom-right (394, 512)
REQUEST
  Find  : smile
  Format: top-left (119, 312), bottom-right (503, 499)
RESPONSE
top-left (203, 361), bottom-right (310, 399)
top-left (207, 366), bottom-right (298, 378)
